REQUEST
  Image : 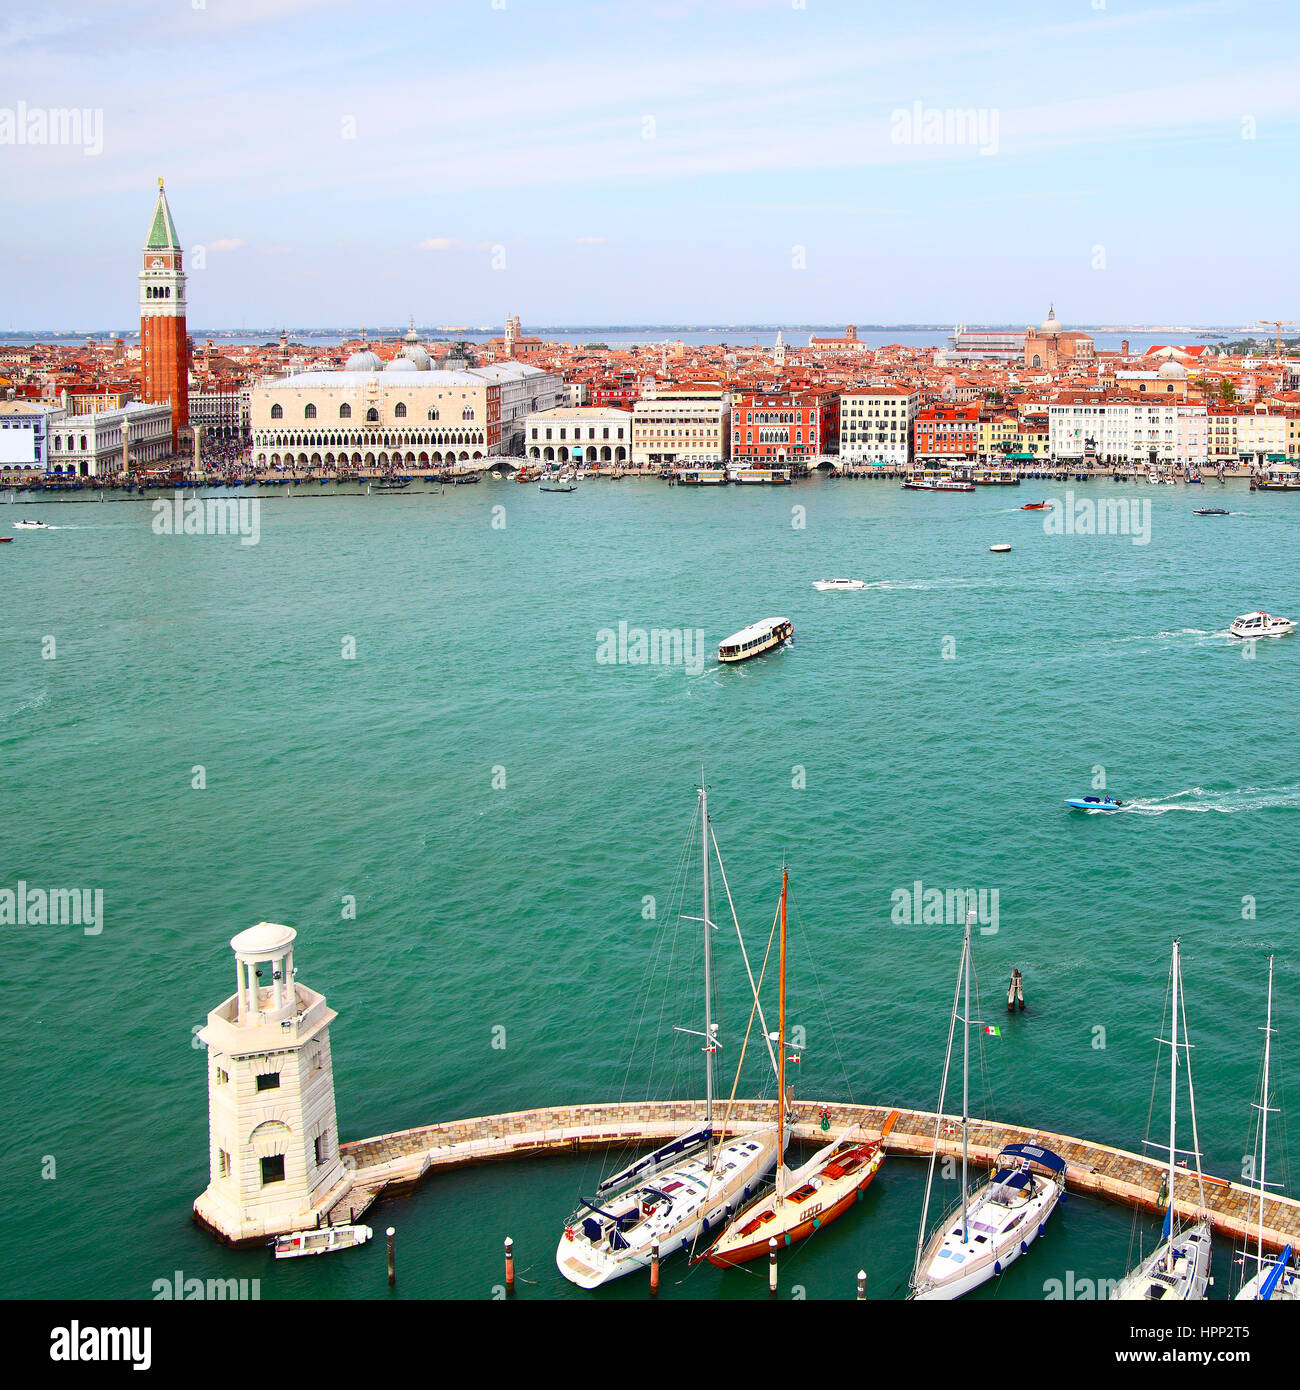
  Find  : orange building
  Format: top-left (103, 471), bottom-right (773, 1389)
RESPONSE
top-left (914, 403), bottom-right (981, 461)
top-left (730, 389), bottom-right (838, 460)
top-left (138, 179), bottom-right (189, 449)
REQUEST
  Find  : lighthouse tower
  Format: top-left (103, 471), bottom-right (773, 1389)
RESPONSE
top-left (138, 178), bottom-right (189, 451)
top-left (194, 923), bottom-right (353, 1246)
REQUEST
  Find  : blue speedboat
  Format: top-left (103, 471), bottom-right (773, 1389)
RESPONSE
top-left (1065, 796), bottom-right (1124, 811)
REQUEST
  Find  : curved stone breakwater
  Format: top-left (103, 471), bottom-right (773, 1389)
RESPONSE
top-left (332, 1099), bottom-right (1300, 1252)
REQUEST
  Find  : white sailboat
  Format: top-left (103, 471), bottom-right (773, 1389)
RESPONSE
top-left (910, 909), bottom-right (1065, 1301)
top-left (555, 784), bottom-right (783, 1289)
top-left (1236, 956), bottom-right (1298, 1300)
top-left (1111, 938), bottom-right (1212, 1300)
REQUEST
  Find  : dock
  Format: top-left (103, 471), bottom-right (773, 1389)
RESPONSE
top-left (334, 1098), bottom-right (1300, 1252)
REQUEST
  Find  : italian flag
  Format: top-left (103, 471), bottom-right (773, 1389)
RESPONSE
top-left (982, 1025), bottom-right (1001, 1037)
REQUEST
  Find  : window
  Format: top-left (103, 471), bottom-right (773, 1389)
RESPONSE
top-left (270, 404), bottom-right (283, 420)
top-left (427, 408), bottom-right (439, 421)
top-left (462, 407), bottom-right (475, 421)
top-left (218, 1149), bottom-right (231, 1179)
top-left (304, 403), bottom-right (317, 419)
top-left (256, 1072), bottom-right (280, 1092)
top-left (314, 1132), bottom-right (329, 1165)
top-left (215, 1067), bottom-right (229, 1086)
top-left (395, 402), bottom-right (407, 418)
top-left (366, 408), bottom-right (379, 423)
top-left (260, 1155), bottom-right (285, 1185)
top-left (339, 403), bottom-right (351, 419)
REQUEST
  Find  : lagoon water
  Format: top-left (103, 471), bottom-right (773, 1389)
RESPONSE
top-left (2, 476), bottom-right (1298, 1300)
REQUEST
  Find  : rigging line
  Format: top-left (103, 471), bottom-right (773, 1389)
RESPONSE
top-left (687, 900), bottom-right (780, 1263)
top-left (1131, 961), bottom-right (1174, 1266)
top-left (709, 821), bottom-right (780, 1082)
top-left (1177, 953), bottom-right (1208, 1217)
top-left (787, 883), bottom-right (856, 1106)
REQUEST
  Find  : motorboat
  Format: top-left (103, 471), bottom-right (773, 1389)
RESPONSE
top-left (717, 618), bottom-right (793, 663)
top-left (272, 1224), bottom-right (372, 1259)
top-left (902, 475), bottom-right (974, 492)
top-left (1065, 796), bottom-right (1124, 811)
top-left (989, 544), bottom-right (1012, 553)
top-left (13, 519), bottom-right (49, 529)
top-left (812, 578), bottom-right (866, 591)
top-left (1229, 611), bottom-right (1294, 639)
top-left (1020, 501), bottom-right (1052, 511)
top-left (1193, 507), bottom-right (1228, 516)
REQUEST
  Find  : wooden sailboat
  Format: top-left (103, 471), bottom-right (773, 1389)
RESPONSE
top-left (705, 868), bottom-right (898, 1268)
top-left (910, 908), bottom-right (1065, 1300)
top-left (1111, 938), bottom-right (1212, 1300)
top-left (1236, 956), bottom-right (1297, 1300)
top-left (556, 784), bottom-right (782, 1289)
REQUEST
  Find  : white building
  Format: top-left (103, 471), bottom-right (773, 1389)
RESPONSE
top-left (194, 923), bottom-right (353, 1246)
top-left (189, 387), bottom-right (249, 439)
top-left (0, 401), bottom-right (65, 472)
top-left (1049, 393), bottom-right (1208, 465)
top-left (49, 401), bottom-right (172, 476)
top-left (631, 388), bottom-right (731, 466)
top-left (469, 362), bottom-right (565, 454)
top-left (839, 387), bottom-right (919, 467)
top-left (525, 406), bottom-right (631, 463)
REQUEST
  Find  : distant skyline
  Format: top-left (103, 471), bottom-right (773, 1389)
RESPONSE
top-left (4, 0), bottom-right (1299, 329)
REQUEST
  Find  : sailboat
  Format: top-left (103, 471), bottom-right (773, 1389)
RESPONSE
top-left (555, 784), bottom-right (783, 1289)
top-left (910, 909), bottom-right (1066, 1300)
top-left (705, 868), bottom-right (898, 1268)
top-left (1111, 938), bottom-right (1212, 1300)
top-left (1236, 956), bottom-right (1298, 1300)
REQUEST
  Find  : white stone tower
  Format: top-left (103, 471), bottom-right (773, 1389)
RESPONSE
top-left (194, 923), bottom-right (352, 1246)
top-left (773, 330), bottom-right (786, 368)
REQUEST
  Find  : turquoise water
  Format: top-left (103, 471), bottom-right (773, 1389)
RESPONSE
top-left (2, 477), bottom-right (1297, 1300)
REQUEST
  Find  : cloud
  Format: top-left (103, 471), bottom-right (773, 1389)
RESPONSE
top-left (416, 237), bottom-right (460, 251)
top-left (205, 238), bottom-right (246, 253)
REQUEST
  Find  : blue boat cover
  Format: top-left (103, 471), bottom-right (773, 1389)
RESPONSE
top-left (1260, 1246), bottom-right (1294, 1301)
top-left (999, 1142), bottom-right (1067, 1173)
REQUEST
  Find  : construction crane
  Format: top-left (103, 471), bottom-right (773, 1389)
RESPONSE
top-left (1257, 319), bottom-right (1299, 361)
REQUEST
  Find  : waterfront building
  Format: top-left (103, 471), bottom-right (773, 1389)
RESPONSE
top-left (1023, 306), bottom-right (1094, 371)
top-left (524, 405), bottom-right (631, 463)
top-left (49, 400), bottom-right (171, 476)
top-left (1207, 405), bottom-right (1238, 466)
top-left (138, 179), bottom-right (189, 449)
top-left (189, 387), bottom-right (249, 440)
top-left (250, 367), bottom-right (502, 468)
top-left (0, 400), bottom-right (65, 471)
top-left (1236, 404), bottom-right (1289, 467)
top-left (194, 923), bottom-right (352, 1246)
top-left (469, 362), bottom-right (565, 454)
top-left (1048, 393), bottom-right (1205, 465)
top-left (730, 389), bottom-right (839, 462)
top-left (913, 403), bottom-right (980, 462)
top-left (631, 387), bottom-right (730, 467)
top-left (838, 387), bottom-right (918, 467)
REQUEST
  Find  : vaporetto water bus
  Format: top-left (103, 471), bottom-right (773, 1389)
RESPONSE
top-left (717, 618), bottom-right (794, 663)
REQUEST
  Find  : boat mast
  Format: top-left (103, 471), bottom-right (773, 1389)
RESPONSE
top-left (961, 907), bottom-right (972, 1244)
top-left (1257, 955), bottom-right (1275, 1278)
top-left (700, 784), bottom-right (715, 1143)
top-left (777, 866), bottom-right (788, 1202)
top-left (1166, 938), bottom-right (1180, 1272)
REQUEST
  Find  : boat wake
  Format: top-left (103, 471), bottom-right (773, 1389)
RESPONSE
top-left (1119, 785), bottom-right (1300, 816)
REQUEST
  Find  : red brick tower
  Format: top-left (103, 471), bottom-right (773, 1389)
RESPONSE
top-left (138, 178), bottom-right (189, 450)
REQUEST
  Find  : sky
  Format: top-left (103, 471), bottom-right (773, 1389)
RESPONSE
top-left (2, 0), bottom-right (1299, 331)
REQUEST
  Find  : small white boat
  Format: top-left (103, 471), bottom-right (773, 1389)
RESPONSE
top-left (718, 618), bottom-right (793, 663)
top-left (13, 519), bottom-right (50, 530)
top-left (1229, 611), bottom-right (1294, 639)
top-left (989, 544), bottom-right (1012, 553)
top-left (813, 578), bottom-right (866, 591)
top-left (272, 1223), bottom-right (372, 1259)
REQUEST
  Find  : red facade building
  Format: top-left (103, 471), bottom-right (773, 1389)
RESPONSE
top-left (730, 390), bottom-right (839, 461)
top-left (138, 179), bottom-right (189, 450)
top-left (913, 403), bottom-right (980, 461)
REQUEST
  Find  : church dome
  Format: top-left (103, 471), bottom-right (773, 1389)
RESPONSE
top-left (384, 356), bottom-right (417, 371)
top-left (398, 344), bottom-right (432, 370)
top-left (344, 349), bottom-right (382, 372)
top-left (1157, 360), bottom-right (1187, 380)
top-left (1039, 305), bottom-right (1062, 334)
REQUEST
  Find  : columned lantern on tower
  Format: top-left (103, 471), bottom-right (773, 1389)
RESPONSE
top-left (193, 923), bottom-right (353, 1246)
top-left (138, 178), bottom-right (189, 451)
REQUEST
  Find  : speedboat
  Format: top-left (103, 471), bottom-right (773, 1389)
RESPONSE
top-left (272, 1224), bottom-right (372, 1259)
top-left (1193, 507), bottom-right (1228, 516)
top-left (812, 578), bottom-right (866, 591)
top-left (13, 519), bottom-right (49, 529)
top-left (912, 1143), bottom-right (1067, 1300)
top-left (1020, 501), bottom-right (1052, 510)
top-left (989, 544), bottom-right (1012, 553)
top-left (718, 618), bottom-right (793, 663)
top-left (1065, 796), bottom-right (1124, 811)
top-left (1229, 611), bottom-right (1294, 639)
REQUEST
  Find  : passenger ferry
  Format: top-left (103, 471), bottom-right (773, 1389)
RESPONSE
top-left (1229, 610), bottom-right (1295, 639)
top-left (971, 468), bottom-right (1021, 486)
top-left (675, 467), bottom-right (728, 486)
top-left (728, 466), bottom-right (792, 485)
top-left (717, 618), bottom-right (793, 663)
top-left (902, 474), bottom-right (975, 493)
top-left (1251, 464), bottom-right (1300, 491)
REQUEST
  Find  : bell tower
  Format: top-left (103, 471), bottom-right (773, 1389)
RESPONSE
top-left (194, 923), bottom-right (353, 1246)
top-left (138, 177), bottom-right (189, 451)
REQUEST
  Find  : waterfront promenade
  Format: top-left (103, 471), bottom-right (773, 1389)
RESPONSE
top-left (331, 1099), bottom-right (1300, 1253)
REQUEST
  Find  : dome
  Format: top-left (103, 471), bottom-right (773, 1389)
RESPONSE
top-left (1157, 360), bottom-right (1187, 380)
top-left (398, 344), bottom-right (432, 370)
top-left (230, 921), bottom-right (296, 956)
top-left (344, 349), bottom-right (381, 372)
top-left (385, 356), bottom-right (417, 371)
top-left (1039, 304), bottom-right (1062, 334)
